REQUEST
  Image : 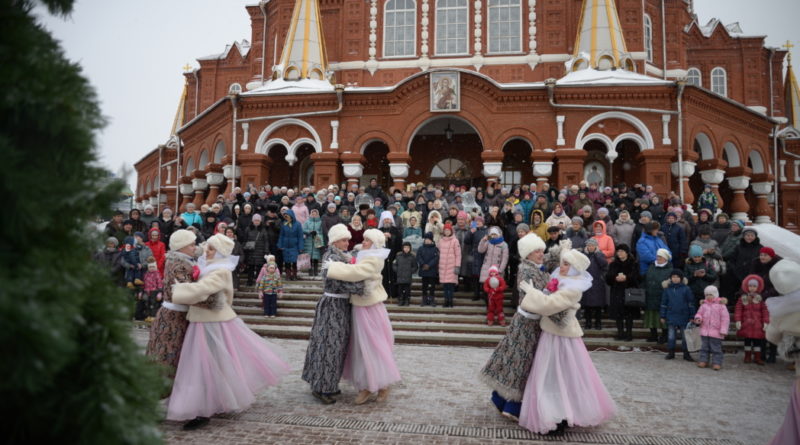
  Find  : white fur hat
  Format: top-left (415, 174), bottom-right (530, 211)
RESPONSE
top-left (327, 223), bottom-right (351, 245)
top-left (560, 248), bottom-right (591, 273)
top-left (206, 233), bottom-right (234, 257)
top-left (656, 248), bottom-right (672, 261)
top-left (169, 229), bottom-right (196, 251)
top-left (517, 233), bottom-right (546, 260)
top-left (363, 228), bottom-right (386, 248)
top-left (769, 259), bottom-right (800, 295)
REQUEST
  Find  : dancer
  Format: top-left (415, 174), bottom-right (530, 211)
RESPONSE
top-left (302, 224), bottom-right (365, 404)
top-left (479, 233), bottom-right (549, 421)
top-left (146, 229), bottom-right (197, 388)
top-left (517, 247), bottom-right (617, 435)
top-left (766, 259), bottom-right (800, 445)
top-left (167, 234), bottom-right (290, 430)
top-left (326, 228), bottom-right (402, 404)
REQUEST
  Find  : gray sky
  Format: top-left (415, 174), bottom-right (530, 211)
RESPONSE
top-left (38, 1), bottom-right (799, 191)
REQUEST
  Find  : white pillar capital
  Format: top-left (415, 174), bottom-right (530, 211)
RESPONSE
top-left (389, 163), bottom-right (410, 181)
top-left (699, 168), bottom-right (725, 185)
top-left (191, 178), bottom-right (208, 191)
top-left (223, 165), bottom-right (241, 179)
top-left (661, 114), bottom-right (672, 145)
top-left (532, 161), bottom-right (553, 178)
top-left (482, 161), bottom-right (503, 178)
top-left (671, 161), bottom-right (696, 177)
top-left (240, 122), bottom-right (250, 151)
top-left (179, 183), bottom-right (194, 195)
top-left (556, 115), bottom-right (566, 146)
top-left (330, 120), bottom-right (340, 149)
top-left (727, 175), bottom-right (751, 191)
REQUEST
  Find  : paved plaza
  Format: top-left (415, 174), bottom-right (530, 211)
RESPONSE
top-left (132, 328), bottom-right (794, 444)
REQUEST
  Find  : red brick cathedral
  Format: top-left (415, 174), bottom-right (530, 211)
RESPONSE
top-left (134, 0), bottom-right (800, 230)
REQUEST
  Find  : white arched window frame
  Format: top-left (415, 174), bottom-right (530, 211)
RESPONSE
top-left (383, 0), bottom-right (416, 57)
top-left (435, 0), bottom-right (468, 56)
top-left (687, 67), bottom-right (702, 87)
top-left (711, 67), bottom-right (727, 97)
top-left (644, 14), bottom-right (653, 63)
top-left (185, 157), bottom-right (195, 174)
top-left (488, 0), bottom-right (521, 54)
top-left (198, 150), bottom-right (209, 170)
top-left (213, 141), bottom-right (226, 164)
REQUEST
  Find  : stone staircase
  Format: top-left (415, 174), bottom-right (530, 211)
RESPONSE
top-left (236, 273), bottom-right (745, 352)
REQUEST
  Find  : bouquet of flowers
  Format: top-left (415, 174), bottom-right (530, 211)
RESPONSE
top-left (546, 278), bottom-right (560, 293)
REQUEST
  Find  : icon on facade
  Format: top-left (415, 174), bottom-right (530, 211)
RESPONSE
top-left (430, 71), bottom-right (460, 112)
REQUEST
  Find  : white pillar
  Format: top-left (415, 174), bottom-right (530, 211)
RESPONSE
top-left (556, 116), bottom-right (566, 146)
top-left (240, 122), bottom-right (249, 151)
top-left (330, 120), bottom-right (339, 150)
top-left (661, 114), bottom-right (672, 145)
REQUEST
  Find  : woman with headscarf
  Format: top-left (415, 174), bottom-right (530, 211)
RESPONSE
top-left (347, 214), bottom-right (365, 251)
top-left (243, 214), bottom-right (269, 287)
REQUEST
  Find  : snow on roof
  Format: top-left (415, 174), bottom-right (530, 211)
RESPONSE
top-left (242, 77), bottom-right (335, 96)
top-left (557, 68), bottom-right (670, 86)
top-left (197, 40), bottom-right (251, 61)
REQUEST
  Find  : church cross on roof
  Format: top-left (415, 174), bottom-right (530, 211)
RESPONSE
top-left (569, 0), bottom-right (635, 72)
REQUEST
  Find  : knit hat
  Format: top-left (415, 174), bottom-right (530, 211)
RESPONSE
top-left (760, 247), bottom-right (776, 258)
top-left (443, 222), bottom-right (454, 235)
top-left (488, 226), bottom-right (503, 237)
top-left (741, 274), bottom-right (765, 294)
top-left (169, 229), bottom-right (196, 251)
top-left (666, 212), bottom-right (677, 220)
top-left (457, 210), bottom-right (468, 220)
top-left (616, 243), bottom-right (631, 254)
top-left (518, 233), bottom-right (546, 259)
top-left (252, 213), bottom-right (263, 222)
top-left (474, 215), bottom-right (484, 224)
top-left (571, 216), bottom-right (583, 225)
top-left (704, 285), bottom-right (719, 299)
top-left (560, 248), bottom-right (591, 273)
top-left (639, 211), bottom-right (652, 220)
top-left (585, 238), bottom-right (599, 247)
top-left (769, 259), bottom-right (800, 295)
top-left (363, 228), bottom-right (386, 248)
top-left (742, 227), bottom-right (758, 236)
top-left (732, 220), bottom-right (745, 230)
top-left (133, 231), bottom-right (144, 240)
top-left (689, 244), bottom-right (703, 258)
top-left (328, 203), bottom-right (337, 210)
top-left (670, 269), bottom-right (685, 279)
top-left (582, 205), bottom-right (593, 213)
top-left (597, 207), bottom-right (609, 216)
top-left (423, 232), bottom-right (434, 241)
top-left (327, 223), bottom-right (351, 245)
top-left (105, 237), bottom-right (119, 247)
top-left (516, 223), bottom-right (530, 233)
top-left (488, 265), bottom-right (500, 275)
top-left (656, 248), bottom-right (672, 261)
top-left (206, 233), bottom-right (234, 257)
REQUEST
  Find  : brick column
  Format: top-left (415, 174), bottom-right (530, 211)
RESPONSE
top-left (191, 171), bottom-right (208, 208)
top-left (554, 149), bottom-right (587, 189)
top-left (310, 152), bottom-right (341, 188)
top-left (726, 167), bottom-right (752, 222)
top-left (637, 148), bottom-right (674, 197)
top-left (750, 173), bottom-right (774, 224)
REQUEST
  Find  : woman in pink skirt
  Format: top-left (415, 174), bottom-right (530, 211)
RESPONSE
top-left (326, 228), bottom-right (402, 405)
top-left (167, 234), bottom-right (290, 430)
top-left (517, 247), bottom-right (617, 435)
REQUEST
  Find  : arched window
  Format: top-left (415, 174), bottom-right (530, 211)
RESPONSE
top-left (213, 141), bottom-right (226, 164)
top-left (185, 157), bottom-right (195, 174)
top-left (198, 150), bottom-right (209, 170)
top-left (435, 0), bottom-right (468, 55)
top-left (711, 67), bottom-right (727, 97)
top-left (384, 0), bottom-right (416, 57)
top-left (687, 67), bottom-right (702, 87)
top-left (488, 0), bottom-right (521, 54)
top-left (644, 14), bottom-right (653, 62)
top-left (430, 158), bottom-right (469, 179)
top-left (228, 83), bottom-right (242, 94)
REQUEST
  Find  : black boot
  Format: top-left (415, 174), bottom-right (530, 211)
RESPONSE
top-left (624, 318), bottom-right (634, 342)
top-left (183, 416), bottom-right (210, 430)
top-left (614, 319), bottom-right (625, 341)
top-left (665, 350), bottom-right (675, 360)
top-left (657, 328), bottom-right (667, 345)
top-left (683, 351), bottom-right (694, 362)
top-left (647, 328), bottom-right (658, 342)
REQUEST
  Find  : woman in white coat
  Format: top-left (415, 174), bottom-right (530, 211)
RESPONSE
top-left (167, 234), bottom-right (290, 430)
top-left (326, 228), bottom-right (402, 405)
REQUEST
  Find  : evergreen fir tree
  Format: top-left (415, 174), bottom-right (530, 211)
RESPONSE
top-left (0, 1), bottom-right (163, 443)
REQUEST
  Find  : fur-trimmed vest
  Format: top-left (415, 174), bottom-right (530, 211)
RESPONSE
top-left (162, 251), bottom-right (194, 303)
top-left (321, 246), bottom-right (365, 296)
top-left (520, 287), bottom-right (583, 338)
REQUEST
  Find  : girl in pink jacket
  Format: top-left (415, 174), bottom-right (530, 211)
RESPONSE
top-left (437, 222), bottom-right (462, 308)
top-left (693, 285), bottom-right (730, 370)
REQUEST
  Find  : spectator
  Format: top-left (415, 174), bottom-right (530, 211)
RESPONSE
top-left (129, 208), bottom-right (147, 233)
top-left (660, 269), bottom-right (696, 361)
top-left (591, 221), bottom-right (615, 263)
top-left (734, 274), bottom-right (769, 366)
top-left (662, 212), bottom-right (686, 267)
top-left (277, 209), bottom-right (304, 281)
top-left (105, 210), bottom-right (126, 245)
top-left (417, 232), bottom-right (439, 306)
top-left (141, 205), bottom-right (158, 228)
top-left (697, 184), bottom-right (719, 214)
top-left (437, 222), bottom-right (462, 308)
top-left (644, 249), bottom-right (672, 343)
top-left (566, 217), bottom-right (588, 250)
top-left (243, 214), bottom-right (269, 286)
top-left (180, 203), bottom-right (202, 229)
top-left (425, 210), bottom-right (444, 243)
top-left (303, 208), bottom-right (324, 277)
top-left (393, 242), bottom-right (418, 307)
top-left (545, 202), bottom-right (571, 230)
top-left (291, 196), bottom-right (309, 225)
top-left (479, 226), bottom-right (509, 296)
top-left (580, 238), bottom-right (608, 331)
top-left (613, 210), bottom-right (635, 250)
top-left (320, 203), bottom-right (341, 245)
top-left (347, 214), bottom-right (365, 251)
top-left (693, 285), bottom-right (729, 370)
top-left (685, 244), bottom-right (717, 305)
top-left (606, 244), bottom-right (640, 341)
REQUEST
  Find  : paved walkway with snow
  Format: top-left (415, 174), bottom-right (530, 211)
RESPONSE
top-left (132, 327), bottom-right (794, 444)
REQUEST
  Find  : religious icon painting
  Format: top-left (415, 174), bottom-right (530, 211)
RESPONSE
top-left (430, 71), bottom-right (460, 112)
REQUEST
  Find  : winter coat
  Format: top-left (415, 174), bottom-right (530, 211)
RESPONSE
top-left (697, 191), bottom-right (719, 214)
top-left (644, 263), bottom-right (672, 311)
top-left (277, 210), bottom-right (304, 263)
top-left (437, 234), bottom-right (462, 284)
top-left (321, 210), bottom-right (342, 245)
top-left (425, 210), bottom-right (444, 243)
top-left (694, 298), bottom-right (730, 339)
top-left (592, 220), bottom-right (616, 262)
top-left (478, 237), bottom-right (509, 283)
top-left (545, 211), bottom-right (571, 229)
top-left (327, 257), bottom-right (388, 307)
top-left (684, 258), bottom-right (717, 298)
top-left (145, 227), bottom-right (167, 273)
top-left (380, 224), bottom-right (403, 261)
top-left (291, 203), bottom-right (309, 225)
top-left (725, 236), bottom-right (762, 283)
top-left (483, 274), bottom-right (507, 301)
top-left (401, 209), bottom-right (422, 229)
top-left (140, 211), bottom-right (158, 230)
top-left (173, 261), bottom-right (236, 323)
top-left (180, 211), bottom-right (202, 229)
top-left (347, 224), bottom-right (364, 251)
top-left (94, 248), bottom-right (123, 284)
top-left (466, 226), bottom-right (488, 276)
top-left (636, 233), bottom-right (669, 275)
top-left (529, 210), bottom-right (548, 240)
top-left (749, 256), bottom-right (781, 300)
top-left (734, 293), bottom-right (769, 339)
top-left (565, 227), bottom-right (588, 250)
top-left (302, 217), bottom-right (323, 261)
top-left (236, 211), bottom-right (253, 242)
top-left (416, 243), bottom-right (439, 278)
top-left (393, 251), bottom-right (418, 284)
top-left (662, 222), bottom-right (686, 263)
top-left (613, 218), bottom-right (636, 250)
top-left (660, 280), bottom-right (696, 326)
top-left (720, 231), bottom-right (742, 260)
top-left (606, 255), bottom-right (640, 318)
top-left (520, 285), bottom-right (584, 338)
top-left (711, 221), bottom-right (732, 247)
top-left (580, 248), bottom-right (608, 308)
top-left (690, 237), bottom-right (721, 259)
top-left (454, 226), bottom-right (472, 276)
top-left (244, 224), bottom-right (270, 266)
top-left (518, 199), bottom-right (534, 224)
top-left (156, 216), bottom-right (174, 244)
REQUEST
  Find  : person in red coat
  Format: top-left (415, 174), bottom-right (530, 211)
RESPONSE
top-left (145, 227), bottom-right (167, 275)
top-left (484, 265), bottom-right (507, 326)
top-left (734, 274), bottom-right (770, 365)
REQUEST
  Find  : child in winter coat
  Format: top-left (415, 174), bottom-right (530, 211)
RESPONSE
top-left (416, 232), bottom-right (439, 306)
top-left (393, 242), bottom-right (418, 306)
top-left (693, 285), bottom-right (730, 370)
top-left (257, 258), bottom-right (283, 317)
top-left (141, 256), bottom-right (163, 321)
top-left (734, 274), bottom-right (770, 365)
top-left (660, 269), bottom-right (696, 361)
top-left (121, 236), bottom-right (143, 289)
top-left (484, 265), bottom-right (507, 326)
top-left (437, 222), bottom-right (462, 308)
top-left (685, 244), bottom-right (718, 304)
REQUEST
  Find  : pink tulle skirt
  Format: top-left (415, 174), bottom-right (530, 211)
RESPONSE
top-left (519, 332), bottom-right (616, 434)
top-left (769, 381), bottom-right (800, 445)
top-left (166, 318), bottom-right (290, 421)
top-left (343, 303), bottom-right (402, 392)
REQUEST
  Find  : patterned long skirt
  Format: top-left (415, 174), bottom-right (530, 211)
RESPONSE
top-left (479, 311), bottom-right (541, 401)
top-left (146, 307), bottom-right (189, 383)
top-left (301, 297), bottom-right (352, 394)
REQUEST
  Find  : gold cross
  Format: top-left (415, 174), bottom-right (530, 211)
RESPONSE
top-left (785, 40), bottom-right (795, 63)
top-left (182, 63), bottom-right (193, 72)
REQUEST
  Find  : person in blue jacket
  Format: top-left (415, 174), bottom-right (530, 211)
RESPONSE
top-left (416, 232), bottom-right (439, 307)
top-left (636, 221), bottom-right (669, 275)
top-left (278, 209), bottom-right (304, 281)
top-left (659, 269), bottom-right (696, 361)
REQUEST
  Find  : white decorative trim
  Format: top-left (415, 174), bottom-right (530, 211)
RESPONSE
top-left (780, 160), bottom-right (787, 182)
top-left (254, 118), bottom-right (322, 155)
top-left (575, 111), bottom-right (655, 150)
top-left (527, 0), bottom-right (536, 55)
top-left (389, 162), bottom-right (410, 179)
top-left (342, 163), bottom-right (364, 178)
top-left (191, 178), bottom-right (208, 191)
top-left (661, 115), bottom-right (671, 145)
top-left (699, 169), bottom-right (725, 185)
top-left (205, 172), bottom-right (225, 186)
top-left (581, 132), bottom-right (648, 153)
top-left (672, 161), bottom-right (697, 177)
top-left (263, 137), bottom-right (317, 166)
top-left (241, 122), bottom-right (250, 151)
top-left (179, 184), bottom-right (194, 195)
top-left (556, 115), bottom-right (565, 145)
top-left (420, 0), bottom-right (430, 59)
top-left (727, 176), bottom-right (751, 191)
top-left (532, 161), bottom-right (553, 177)
top-left (329, 53), bottom-right (571, 72)
top-left (795, 160), bottom-right (800, 182)
top-left (473, 0), bottom-right (483, 56)
top-left (483, 161), bottom-right (503, 177)
top-left (367, 0), bottom-right (378, 74)
top-left (751, 181), bottom-right (773, 195)
top-left (330, 120), bottom-right (339, 149)
top-left (223, 165), bottom-right (241, 179)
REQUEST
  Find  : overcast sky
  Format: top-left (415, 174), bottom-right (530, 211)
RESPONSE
top-left (38, 0), bottom-right (800, 192)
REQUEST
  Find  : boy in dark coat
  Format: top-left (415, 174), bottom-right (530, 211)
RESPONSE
top-left (416, 232), bottom-right (439, 307)
top-left (660, 269), bottom-right (696, 361)
top-left (393, 242), bottom-right (418, 306)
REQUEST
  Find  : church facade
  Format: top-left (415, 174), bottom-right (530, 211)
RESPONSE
top-left (133, 0), bottom-right (800, 230)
